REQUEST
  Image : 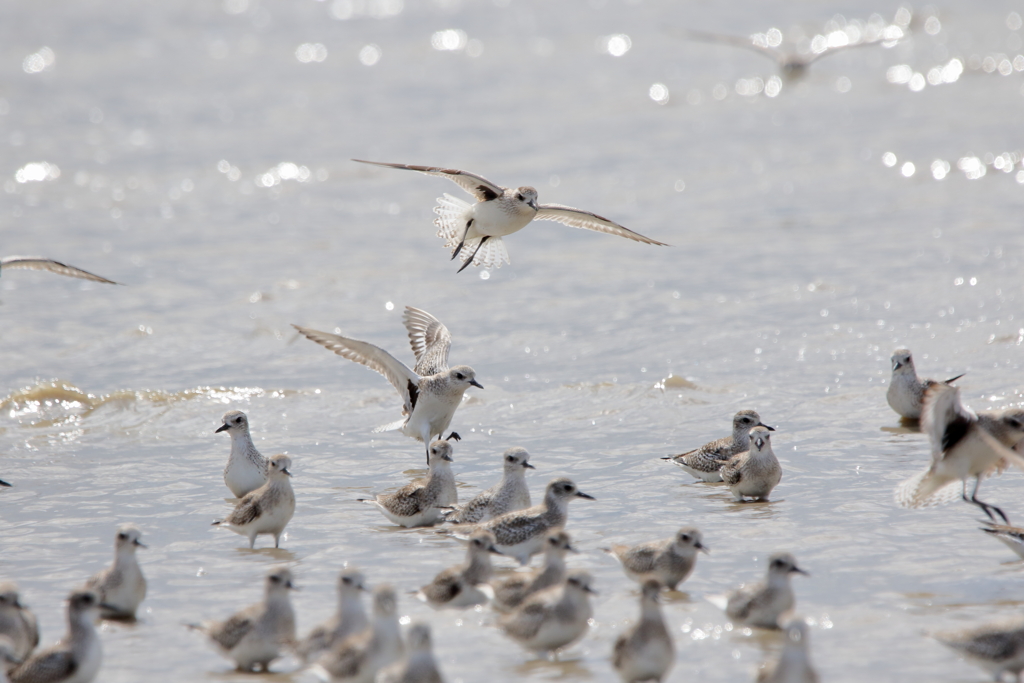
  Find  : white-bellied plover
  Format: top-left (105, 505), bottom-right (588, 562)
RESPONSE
top-left (84, 524), bottom-right (147, 620)
top-left (756, 619), bottom-right (818, 683)
top-left (293, 306), bottom-right (482, 462)
top-left (417, 530), bottom-right (501, 608)
top-left (360, 441), bottom-right (456, 528)
top-left (933, 618), bottom-right (1024, 682)
top-left (375, 622), bottom-right (443, 683)
top-left (886, 349), bottom-right (964, 420)
top-left (501, 569), bottom-right (596, 655)
top-left (0, 257), bottom-right (119, 285)
top-left (895, 384), bottom-right (1024, 522)
top-left (492, 530), bottom-right (576, 614)
top-left (981, 521), bottom-right (1024, 559)
top-left (604, 527), bottom-right (708, 590)
top-left (296, 568), bottom-right (369, 665)
top-left (9, 591), bottom-right (108, 683)
top-left (188, 567), bottom-right (296, 673)
top-left (448, 478), bottom-right (595, 565)
top-left (663, 410), bottom-right (774, 482)
top-left (312, 585), bottom-right (404, 683)
top-left (215, 410), bottom-right (269, 498)
top-left (721, 427), bottom-right (782, 502)
top-left (213, 454), bottom-right (295, 548)
top-left (0, 584), bottom-right (38, 663)
top-left (710, 552), bottom-right (807, 629)
top-left (443, 447), bottom-right (533, 524)
top-left (612, 580), bottom-right (674, 683)
top-left (352, 160), bottom-right (667, 272)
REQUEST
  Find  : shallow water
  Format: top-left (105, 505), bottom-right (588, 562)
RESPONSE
top-left (2, 1), bottom-right (1024, 681)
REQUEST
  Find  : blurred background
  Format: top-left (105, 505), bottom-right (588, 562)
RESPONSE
top-left (1, 1), bottom-right (1023, 681)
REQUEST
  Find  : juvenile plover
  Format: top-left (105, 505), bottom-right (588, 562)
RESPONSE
top-left (981, 521), bottom-right (1024, 559)
top-left (213, 453), bottom-right (295, 549)
top-left (312, 585), bottom-right (403, 683)
top-left (417, 530), bottom-right (501, 608)
top-left (443, 447), bottom-right (533, 524)
top-left (711, 552), bottom-right (807, 629)
top-left (604, 527), bottom-right (708, 590)
top-left (0, 584), bottom-right (38, 663)
top-left (895, 384), bottom-right (1024, 522)
top-left (449, 477), bottom-right (595, 565)
top-left (375, 622), bottom-right (444, 683)
top-left (721, 427), bottom-right (782, 502)
top-left (756, 618), bottom-right (819, 683)
top-left (84, 524), bottom-right (147, 619)
top-left (501, 570), bottom-right (596, 655)
top-left (359, 440), bottom-right (456, 528)
top-left (0, 256), bottom-right (119, 285)
top-left (188, 567), bottom-right (297, 673)
top-left (9, 591), bottom-right (109, 683)
top-left (296, 568), bottom-right (369, 665)
top-left (663, 410), bottom-right (773, 482)
top-left (352, 160), bottom-right (667, 272)
top-left (886, 349), bottom-right (964, 420)
top-left (215, 410), bottom-right (268, 498)
top-left (612, 580), bottom-right (674, 683)
top-left (933, 618), bottom-right (1024, 682)
top-left (293, 306), bottom-right (482, 462)
top-left (492, 530), bottom-right (576, 613)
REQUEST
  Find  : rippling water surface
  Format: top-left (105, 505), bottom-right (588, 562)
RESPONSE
top-left (2, 1), bottom-right (1024, 681)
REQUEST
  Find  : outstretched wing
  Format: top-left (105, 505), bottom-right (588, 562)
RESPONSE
top-left (292, 325), bottom-right (420, 415)
top-left (922, 384), bottom-right (974, 463)
top-left (353, 160), bottom-right (505, 202)
top-left (534, 205), bottom-right (668, 246)
top-left (1, 256), bottom-right (120, 284)
top-left (402, 306), bottom-right (452, 376)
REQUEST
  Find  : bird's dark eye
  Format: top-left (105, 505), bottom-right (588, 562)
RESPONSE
top-left (270, 575), bottom-right (281, 583)
top-left (455, 373), bottom-right (464, 380)
top-left (516, 194), bottom-right (524, 201)
top-left (506, 456), bottom-right (514, 462)
top-left (681, 535), bottom-right (690, 542)
top-left (342, 577), bottom-right (351, 584)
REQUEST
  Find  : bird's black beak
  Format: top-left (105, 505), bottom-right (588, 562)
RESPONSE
top-left (892, 360), bottom-right (902, 371)
top-left (566, 543), bottom-right (579, 554)
top-left (576, 491), bottom-right (596, 500)
top-left (523, 462), bottom-right (536, 469)
top-left (529, 199), bottom-right (539, 210)
top-left (583, 585), bottom-right (598, 595)
top-left (133, 540), bottom-right (147, 548)
top-left (281, 468), bottom-right (292, 476)
top-left (696, 542), bottom-right (710, 555)
top-left (757, 422), bottom-right (775, 432)
top-left (791, 566), bottom-right (810, 576)
top-left (215, 424), bottom-right (230, 433)
top-left (442, 453), bottom-right (454, 462)
top-left (488, 545), bottom-right (503, 555)
top-left (470, 379), bottom-right (483, 389)
top-left (755, 438), bottom-right (765, 449)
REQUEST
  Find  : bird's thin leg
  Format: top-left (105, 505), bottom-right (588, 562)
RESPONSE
top-left (965, 477), bottom-right (1008, 523)
top-left (457, 236), bottom-right (489, 273)
top-left (451, 220), bottom-right (474, 260)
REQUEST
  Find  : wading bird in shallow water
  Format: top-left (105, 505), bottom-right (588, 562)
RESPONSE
top-left (886, 348), bottom-right (964, 420)
top-left (895, 384), bottom-right (1024, 523)
top-left (0, 256), bottom-right (119, 285)
top-left (293, 306), bottom-right (482, 462)
top-left (353, 159), bottom-right (667, 272)
top-left (663, 410), bottom-right (773, 482)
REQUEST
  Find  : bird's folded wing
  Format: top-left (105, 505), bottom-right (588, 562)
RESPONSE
top-left (292, 325), bottom-right (420, 411)
top-left (211, 612), bottom-right (256, 650)
top-left (402, 306), bottom-right (452, 376)
top-left (534, 205), bottom-right (668, 245)
top-left (1, 256), bottom-right (120, 284)
top-left (10, 648), bottom-right (77, 683)
top-left (352, 160), bottom-right (504, 202)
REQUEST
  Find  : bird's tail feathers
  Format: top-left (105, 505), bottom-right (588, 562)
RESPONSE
top-left (894, 469), bottom-right (962, 509)
top-left (458, 236), bottom-right (509, 270)
top-left (433, 193), bottom-right (472, 242)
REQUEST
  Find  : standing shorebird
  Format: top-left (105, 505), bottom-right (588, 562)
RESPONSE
top-left (188, 567), bottom-right (297, 673)
top-left (933, 618), bottom-right (1024, 682)
top-left (886, 348), bottom-right (964, 420)
top-left (0, 256), bottom-right (119, 285)
top-left (501, 570), bottom-right (596, 655)
top-left (312, 585), bottom-right (404, 683)
top-left (296, 568), bottom-right (369, 665)
top-left (84, 524), bottom-right (147, 619)
top-left (895, 384), bottom-right (1024, 522)
top-left (443, 446), bottom-right (534, 524)
top-left (663, 410), bottom-right (774, 482)
top-left (604, 527), bottom-right (708, 590)
top-left (213, 454), bottom-right (296, 549)
top-left (352, 160), bottom-right (667, 272)
top-left (359, 440), bottom-right (457, 528)
top-left (492, 530), bottom-right (576, 614)
top-left (375, 623), bottom-right (444, 683)
top-left (612, 580), bottom-right (674, 683)
top-left (449, 478), bottom-right (595, 565)
top-left (721, 427), bottom-right (782, 502)
top-left (9, 591), bottom-right (109, 683)
top-left (711, 553), bottom-right (808, 629)
top-left (756, 619), bottom-right (819, 683)
top-left (215, 410), bottom-right (268, 498)
top-left (416, 530), bottom-right (502, 608)
top-left (0, 584), bottom-right (38, 664)
top-left (293, 306), bottom-right (482, 462)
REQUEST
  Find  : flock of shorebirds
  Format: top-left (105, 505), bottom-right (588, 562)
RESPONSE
top-left (4, 8), bottom-right (1024, 683)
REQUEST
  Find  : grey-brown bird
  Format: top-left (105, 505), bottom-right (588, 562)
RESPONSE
top-left (612, 580), bottom-right (674, 683)
top-left (604, 527), bottom-right (708, 590)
